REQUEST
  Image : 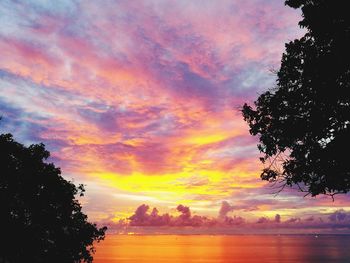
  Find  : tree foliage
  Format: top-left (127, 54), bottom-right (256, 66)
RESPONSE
top-left (0, 133), bottom-right (106, 262)
top-left (242, 0), bottom-right (350, 196)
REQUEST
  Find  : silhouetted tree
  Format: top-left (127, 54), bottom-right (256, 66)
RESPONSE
top-left (242, 0), bottom-right (350, 197)
top-left (0, 133), bottom-right (106, 262)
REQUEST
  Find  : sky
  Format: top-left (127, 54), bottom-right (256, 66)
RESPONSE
top-left (1, 0), bottom-right (350, 233)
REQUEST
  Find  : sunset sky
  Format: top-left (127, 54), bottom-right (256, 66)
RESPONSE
top-left (1, 0), bottom-right (350, 232)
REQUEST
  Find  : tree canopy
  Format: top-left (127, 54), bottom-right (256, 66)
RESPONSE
top-left (242, 0), bottom-right (350, 197)
top-left (0, 133), bottom-right (106, 262)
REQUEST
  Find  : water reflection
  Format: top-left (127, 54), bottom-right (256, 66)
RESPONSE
top-left (94, 235), bottom-right (350, 263)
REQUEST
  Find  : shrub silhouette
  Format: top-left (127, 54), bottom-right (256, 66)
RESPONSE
top-left (0, 133), bottom-right (106, 262)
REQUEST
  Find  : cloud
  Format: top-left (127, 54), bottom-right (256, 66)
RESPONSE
top-left (257, 217), bottom-right (269, 224)
top-left (103, 204), bottom-right (350, 234)
top-left (329, 209), bottom-right (349, 222)
top-left (275, 214), bottom-right (281, 223)
top-left (223, 215), bottom-right (245, 226)
top-left (3, 0), bottom-right (345, 225)
top-left (285, 217), bottom-right (301, 224)
top-left (176, 204), bottom-right (191, 220)
top-left (128, 204), bottom-right (150, 226)
top-left (128, 204), bottom-right (172, 227)
top-left (128, 204), bottom-right (213, 227)
top-left (304, 216), bottom-right (315, 222)
top-left (218, 201), bottom-right (234, 218)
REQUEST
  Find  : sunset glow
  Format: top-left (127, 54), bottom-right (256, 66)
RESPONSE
top-left (1, 0), bottom-right (350, 233)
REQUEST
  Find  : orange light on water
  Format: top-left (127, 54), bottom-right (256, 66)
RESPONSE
top-left (93, 235), bottom-right (350, 263)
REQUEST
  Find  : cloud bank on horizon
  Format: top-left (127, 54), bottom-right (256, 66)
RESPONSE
top-left (1, 0), bottom-right (349, 229)
top-left (103, 202), bottom-right (350, 234)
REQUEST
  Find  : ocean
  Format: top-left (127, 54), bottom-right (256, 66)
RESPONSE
top-left (93, 234), bottom-right (350, 263)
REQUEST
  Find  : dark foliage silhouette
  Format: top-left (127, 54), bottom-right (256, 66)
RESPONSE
top-left (0, 133), bottom-right (106, 262)
top-left (242, 0), bottom-right (350, 196)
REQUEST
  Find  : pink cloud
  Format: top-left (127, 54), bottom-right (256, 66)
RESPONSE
top-left (218, 201), bottom-right (234, 219)
top-left (103, 204), bottom-right (350, 235)
top-left (275, 214), bottom-right (281, 223)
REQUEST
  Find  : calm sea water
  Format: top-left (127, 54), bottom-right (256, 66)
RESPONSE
top-left (93, 235), bottom-right (350, 263)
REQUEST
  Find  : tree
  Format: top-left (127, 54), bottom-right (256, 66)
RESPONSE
top-left (242, 0), bottom-right (350, 197)
top-left (0, 133), bottom-right (106, 262)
